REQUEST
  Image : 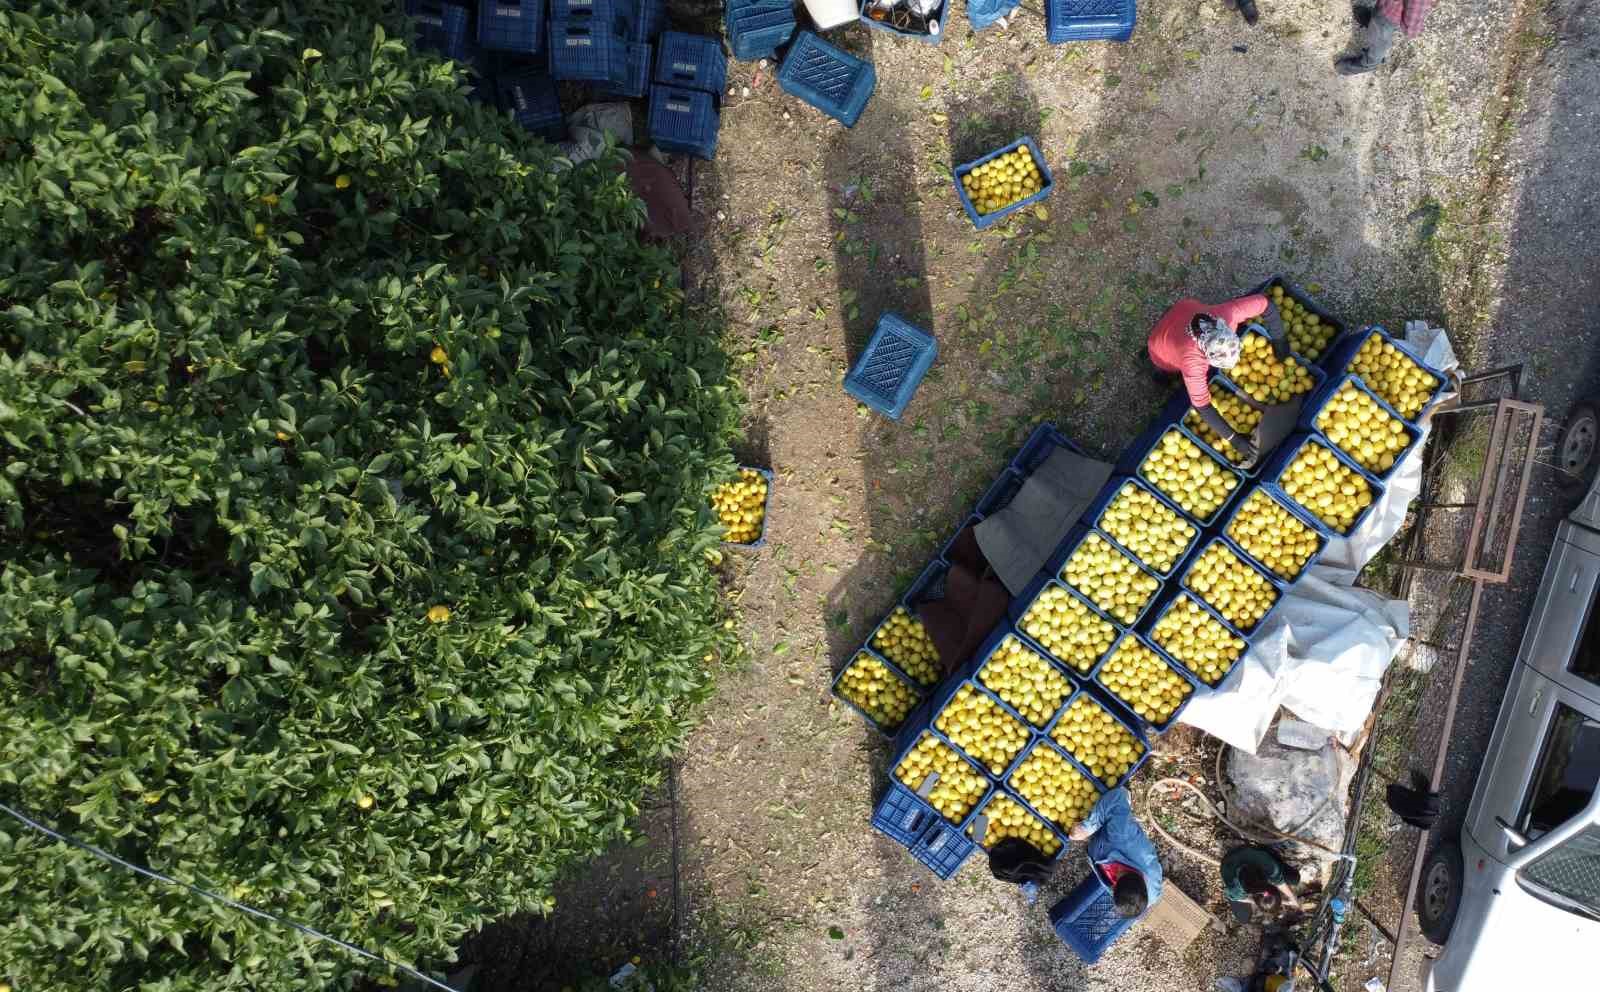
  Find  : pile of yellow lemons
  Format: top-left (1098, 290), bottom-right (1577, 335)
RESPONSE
top-left (1280, 440), bottom-right (1374, 534)
top-left (1183, 541), bottom-right (1279, 632)
top-left (1226, 332), bottom-right (1316, 405)
top-left (969, 793), bottom-right (1061, 856)
top-left (894, 732), bottom-right (989, 825)
top-left (1268, 285), bottom-right (1335, 360)
top-left (1151, 594), bottom-right (1247, 686)
top-left (871, 606), bottom-right (940, 686)
top-left (1018, 584), bottom-right (1118, 673)
top-left (1051, 695), bottom-right (1145, 788)
top-left (1184, 391), bottom-right (1264, 466)
top-left (1062, 533), bottom-right (1160, 625)
top-left (1098, 482), bottom-right (1197, 573)
top-left (835, 652), bottom-right (919, 730)
top-left (1350, 335), bottom-right (1439, 418)
top-left (710, 468), bottom-right (768, 543)
top-left (1226, 490), bottom-right (1322, 581)
top-left (960, 146), bottom-right (1044, 216)
top-left (978, 635), bottom-right (1074, 728)
top-left (935, 684), bottom-right (1031, 776)
top-left (1096, 637), bottom-right (1193, 725)
top-left (1140, 428), bottom-right (1240, 520)
top-left (1008, 742), bottom-right (1099, 829)
top-left (1315, 382), bottom-right (1410, 474)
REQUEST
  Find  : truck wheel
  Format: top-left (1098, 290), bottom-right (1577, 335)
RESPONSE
top-left (1417, 841), bottom-right (1463, 944)
top-left (1558, 402), bottom-right (1600, 487)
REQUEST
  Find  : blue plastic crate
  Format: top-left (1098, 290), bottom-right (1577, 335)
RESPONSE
top-left (409, 0), bottom-right (472, 60)
top-left (1048, 526), bottom-right (1165, 629)
top-left (1042, 687), bottom-right (1151, 793)
top-left (1218, 485), bottom-right (1329, 583)
top-left (971, 627), bottom-right (1080, 730)
top-left (843, 312), bottom-right (937, 420)
top-left (1045, 0), bottom-right (1136, 44)
top-left (1119, 420), bottom-right (1246, 529)
top-left (777, 30), bottom-right (877, 127)
top-left (1300, 373), bottom-right (1422, 483)
top-left (858, 0), bottom-right (948, 44)
top-left (727, 7), bottom-right (797, 62)
top-left (936, 513), bottom-right (982, 565)
top-left (889, 723), bottom-right (998, 831)
top-left (1049, 872), bottom-right (1140, 964)
top-left (497, 69), bottom-right (564, 139)
top-left (1011, 421), bottom-right (1089, 477)
top-left (1260, 432), bottom-right (1385, 539)
top-left (1175, 536), bottom-right (1287, 638)
top-left (1009, 574), bottom-right (1124, 679)
top-left (477, 0), bottom-right (545, 55)
top-left (549, 19), bottom-right (628, 83)
top-left (911, 818), bottom-right (975, 878)
top-left (1249, 275), bottom-right (1348, 366)
top-left (1084, 476), bottom-right (1200, 579)
top-left (1217, 324), bottom-right (1329, 411)
top-left (914, 676), bottom-right (1033, 781)
top-left (599, 42), bottom-right (652, 98)
top-left (975, 467), bottom-right (1025, 519)
top-left (647, 84), bottom-right (720, 159)
top-left (653, 32), bottom-right (728, 95)
top-left (831, 647), bottom-right (924, 736)
top-left (864, 599), bottom-right (943, 691)
top-left (966, 786), bottom-right (1071, 863)
top-left (903, 557), bottom-right (950, 612)
top-left (953, 136), bottom-right (1056, 230)
top-left (551, 0), bottom-right (617, 22)
top-left (1088, 629), bottom-right (1199, 734)
top-left (626, 0), bottom-right (667, 42)
top-left (1002, 735), bottom-right (1107, 834)
top-left (1321, 325), bottom-right (1449, 426)
top-left (1159, 374), bottom-right (1267, 476)
top-left (872, 781), bottom-right (939, 847)
top-left (1140, 587), bottom-right (1251, 695)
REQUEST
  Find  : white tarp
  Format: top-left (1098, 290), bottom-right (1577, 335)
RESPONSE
top-left (1178, 323), bottom-right (1459, 752)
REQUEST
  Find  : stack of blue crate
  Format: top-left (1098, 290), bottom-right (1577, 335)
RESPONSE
top-left (601, 0), bottom-right (664, 97)
top-left (647, 32), bottom-right (726, 160)
top-left (477, 0), bottom-right (545, 57)
top-left (549, 0), bottom-right (629, 85)
top-left (726, 0), bottom-right (797, 62)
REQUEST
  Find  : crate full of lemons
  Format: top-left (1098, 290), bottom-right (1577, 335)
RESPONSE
top-left (1271, 436), bottom-right (1377, 536)
top-left (1005, 738), bottom-right (1101, 830)
top-left (1312, 377), bottom-right (1418, 478)
top-left (968, 791), bottom-right (1064, 858)
top-left (893, 731), bottom-right (992, 826)
top-left (1017, 581), bottom-right (1120, 675)
top-left (1137, 426), bottom-right (1241, 524)
top-left (1263, 282), bottom-right (1339, 361)
top-left (1223, 328), bottom-right (1319, 405)
top-left (1093, 479), bottom-right (1198, 575)
top-left (1180, 539), bottom-right (1281, 634)
top-left (1059, 531), bottom-right (1161, 626)
top-left (954, 137), bottom-right (1054, 230)
top-left (1346, 331), bottom-right (1443, 420)
top-left (710, 467), bottom-right (770, 545)
top-left (1183, 381), bottom-right (1264, 468)
top-left (1049, 693), bottom-right (1147, 790)
top-left (933, 682), bottom-right (1032, 777)
top-left (832, 650), bottom-right (923, 734)
top-left (1150, 593), bottom-right (1248, 690)
top-left (1093, 634), bottom-right (1195, 730)
top-left (1224, 489), bottom-right (1324, 581)
top-left (869, 604), bottom-right (942, 687)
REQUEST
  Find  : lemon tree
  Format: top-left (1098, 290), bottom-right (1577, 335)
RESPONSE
top-left (976, 635), bottom-right (1074, 728)
top-left (969, 794), bottom-right (1061, 856)
top-left (959, 146), bottom-right (1044, 216)
top-left (870, 606), bottom-right (941, 685)
top-left (1315, 382), bottom-right (1411, 473)
top-left (1349, 335), bottom-right (1440, 418)
top-left (710, 469), bottom-right (768, 543)
top-left (1061, 532), bottom-right (1159, 624)
top-left (1278, 440), bottom-right (1375, 534)
top-left (1266, 285), bottom-right (1335, 360)
top-left (1184, 391), bottom-right (1263, 465)
top-left (1050, 695), bottom-right (1144, 788)
top-left (1224, 331), bottom-right (1317, 404)
top-left (835, 652), bottom-right (920, 731)
top-left (0, 4), bottom-right (739, 990)
top-left (1139, 428), bottom-right (1239, 520)
top-left (1096, 481), bottom-right (1196, 573)
top-left (894, 733), bottom-right (990, 825)
top-left (1225, 490), bottom-right (1322, 580)
top-left (1181, 541), bottom-right (1279, 632)
top-left (1150, 595), bottom-right (1248, 686)
top-left (1017, 584), bottom-right (1118, 674)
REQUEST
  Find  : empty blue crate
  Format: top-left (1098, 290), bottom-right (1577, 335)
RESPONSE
top-left (654, 32), bottom-right (728, 95)
top-left (550, 19), bottom-right (627, 83)
top-left (872, 781), bottom-right (939, 847)
top-left (477, 0), bottom-right (544, 55)
top-left (858, 0), bottom-right (948, 45)
top-left (777, 31), bottom-right (876, 127)
top-left (954, 136), bottom-right (1055, 230)
top-left (498, 70), bottom-right (563, 139)
top-left (727, 2), bottom-right (797, 62)
top-left (599, 42), bottom-right (652, 98)
top-left (627, 0), bottom-right (666, 42)
top-left (911, 819), bottom-right (974, 879)
top-left (1049, 872), bottom-right (1140, 964)
top-left (648, 85), bottom-right (720, 159)
top-left (408, 0), bottom-right (471, 60)
top-left (844, 312), bottom-right (936, 420)
top-left (1046, 0), bottom-right (1136, 44)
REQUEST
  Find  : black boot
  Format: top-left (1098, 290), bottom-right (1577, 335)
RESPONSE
top-left (1238, 0), bottom-right (1260, 25)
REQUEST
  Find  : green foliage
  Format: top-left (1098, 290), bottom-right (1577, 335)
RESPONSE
top-left (0, 2), bottom-right (738, 989)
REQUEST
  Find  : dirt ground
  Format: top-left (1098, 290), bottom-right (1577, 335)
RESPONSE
top-left (463, 0), bottom-right (1578, 988)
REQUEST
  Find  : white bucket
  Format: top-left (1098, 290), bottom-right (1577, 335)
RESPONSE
top-left (801, 0), bottom-right (861, 30)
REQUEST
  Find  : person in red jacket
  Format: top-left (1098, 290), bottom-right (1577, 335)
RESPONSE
top-left (1146, 294), bottom-right (1275, 464)
top-left (1337, 0), bottom-right (1433, 75)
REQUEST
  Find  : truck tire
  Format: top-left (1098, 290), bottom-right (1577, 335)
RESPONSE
top-left (1417, 841), bottom-right (1463, 944)
top-left (1558, 402), bottom-right (1600, 490)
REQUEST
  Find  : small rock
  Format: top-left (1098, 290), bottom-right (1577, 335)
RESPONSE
top-left (741, 86), bottom-right (750, 97)
top-left (717, 211), bottom-right (726, 221)
top-left (759, 59), bottom-right (769, 70)
top-left (783, 111), bottom-right (791, 120)
top-left (727, 87), bottom-right (735, 97)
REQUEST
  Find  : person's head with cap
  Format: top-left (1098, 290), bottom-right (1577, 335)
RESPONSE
top-left (1112, 873), bottom-right (1148, 918)
top-left (1227, 864), bottom-right (1280, 922)
top-left (1190, 312), bottom-right (1241, 370)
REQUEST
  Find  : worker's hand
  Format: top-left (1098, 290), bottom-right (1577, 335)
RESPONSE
top-left (1068, 824), bottom-right (1092, 841)
top-left (1230, 432), bottom-right (1260, 466)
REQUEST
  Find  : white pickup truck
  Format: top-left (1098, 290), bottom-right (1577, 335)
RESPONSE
top-left (1420, 405), bottom-right (1600, 990)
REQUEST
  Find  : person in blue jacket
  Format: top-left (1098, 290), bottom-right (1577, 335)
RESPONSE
top-left (1068, 787), bottom-right (1164, 918)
